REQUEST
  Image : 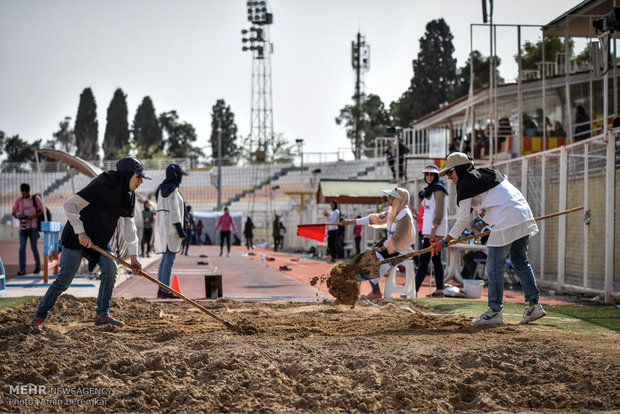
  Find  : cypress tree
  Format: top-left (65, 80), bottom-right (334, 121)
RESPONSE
top-left (103, 88), bottom-right (130, 160)
top-left (132, 96), bottom-right (162, 159)
top-left (159, 110), bottom-right (204, 164)
top-left (209, 99), bottom-right (238, 164)
top-left (74, 87), bottom-right (99, 160)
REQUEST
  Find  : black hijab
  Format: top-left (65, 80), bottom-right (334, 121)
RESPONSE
top-left (420, 173), bottom-right (448, 199)
top-left (61, 170), bottom-right (136, 270)
top-left (454, 163), bottom-right (504, 206)
top-left (157, 163), bottom-right (184, 200)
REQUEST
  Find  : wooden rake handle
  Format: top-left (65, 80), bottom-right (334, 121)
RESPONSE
top-left (373, 206), bottom-right (584, 268)
top-left (89, 244), bottom-right (235, 329)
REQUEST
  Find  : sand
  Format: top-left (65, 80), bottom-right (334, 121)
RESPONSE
top-left (1, 295), bottom-right (619, 413)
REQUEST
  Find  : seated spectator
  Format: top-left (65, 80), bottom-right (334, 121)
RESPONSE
top-left (461, 218), bottom-right (490, 279)
top-left (574, 105), bottom-right (592, 141)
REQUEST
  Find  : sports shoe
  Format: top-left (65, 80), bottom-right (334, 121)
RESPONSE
top-left (363, 292), bottom-right (382, 299)
top-left (94, 315), bottom-right (125, 327)
top-left (33, 267), bottom-right (41, 274)
top-left (31, 316), bottom-right (45, 331)
top-left (426, 291), bottom-right (444, 298)
top-left (520, 303), bottom-right (546, 324)
top-left (17, 269), bottom-right (26, 276)
top-left (472, 308), bottom-right (503, 325)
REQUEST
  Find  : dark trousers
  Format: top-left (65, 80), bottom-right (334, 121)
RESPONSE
top-left (245, 236), bottom-right (253, 249)
top-left (462, 251), bottom-right (487, 279)
top-left (327, 229), bottom-right (339, 260)
top-left (220, 230), bottom-right (231, 253)
top-left (415, 237), bottom-right (444, 292)
top-left (354, 237), bottom-right (361, 256)
top-left (141, 228), bottom-right (152, 256)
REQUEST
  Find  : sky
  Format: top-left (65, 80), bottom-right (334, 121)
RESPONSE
top-left (0, 0), bottom-right (584, 162)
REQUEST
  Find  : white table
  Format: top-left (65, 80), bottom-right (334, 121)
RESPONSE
top-left (444, 243), bottom-right (488, 284)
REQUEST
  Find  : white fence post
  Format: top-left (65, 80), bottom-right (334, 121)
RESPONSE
top-left (557, 146), bottom-right (568, 290)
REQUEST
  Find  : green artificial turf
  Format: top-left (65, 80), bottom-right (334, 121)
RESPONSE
top-left (416, 298), bottom-right (620, 334)
top-left (0, 296), bottom-right (39, 311)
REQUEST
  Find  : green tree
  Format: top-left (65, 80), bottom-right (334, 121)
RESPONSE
top-left (46, 116), bottom-right (76, 153)
top-left (391, 19), bottom-right (456, 127)
top-left (449, 51), bottom-right (504, 101)
top-left (159, 110), bottom-right (204, 164)
top-left (519, 37), bottom-right (575, 71)
top-left (238, 133), bottom-right (295, 165)
top-left (1, 134), bottom-right (41, 171)
top-left (336, 93), bottom-right (392, 157)
top-left (132, 96), bottom-right (163, 159)
top-left (103, 88), bottom-right (130, 160)
top-left (74, 87), bottom-right (99, 160)
top-left (209, 99), bottom-right (238, 165)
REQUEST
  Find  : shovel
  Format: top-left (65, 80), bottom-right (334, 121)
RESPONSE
top-left (89, 244), bottom-right (235, 329)
top-left (352, 206), bottom-right (584, 279)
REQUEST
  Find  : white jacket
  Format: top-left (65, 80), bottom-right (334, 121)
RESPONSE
top-left (421, 191), bottom-right (448, 237)
top-left (154, 189), bottom-right (185, 254)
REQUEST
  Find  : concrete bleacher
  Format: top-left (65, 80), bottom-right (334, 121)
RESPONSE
top-left (0, 157), bottom-right (393, 239)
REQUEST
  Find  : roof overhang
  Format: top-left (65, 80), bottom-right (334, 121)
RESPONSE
top-left (316, 179), bottom-right (396, 204)
top-left (543, 0), bottom-right (617, 38)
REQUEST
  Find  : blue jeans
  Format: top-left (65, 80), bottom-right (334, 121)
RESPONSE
top-left (158, 251), bottom-right (177, 292)
top-left (19, 228), bottom-right (40, 272)
top-left (487, 235), bottom-right (540, 311)
top-left (36, 247), bottom-right (118, 318)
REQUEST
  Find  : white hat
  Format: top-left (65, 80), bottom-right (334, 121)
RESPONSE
top-left (381, 188), bottom-right (402, 199)
top-left (421, 164), bottom-right (440, 174)
top-left (439, 152), bottom-right (473, 176)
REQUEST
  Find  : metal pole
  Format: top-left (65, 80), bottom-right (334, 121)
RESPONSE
top-left (517, 25), bottom-right (523, 157)
top-left (217, 116), bottom-right (222, 211)
top-left (542, 33), bottom-right (547, 151)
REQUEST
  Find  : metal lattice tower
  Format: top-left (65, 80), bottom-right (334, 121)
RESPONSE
top-left (242, 1), bottom-right (274, 160)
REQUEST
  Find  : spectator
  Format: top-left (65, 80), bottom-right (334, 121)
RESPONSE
top-left (433, 152), bottom-right (546, 325)
top-left (272, 214), bottom-right (283, 252)
top-left (31, 157), bottom-right (149, 329)
top-left (323, 201), bottom-right (341, 262)
top-left (384, 141), bottom-right (396, 179)
top-left (216, 207), bottom-right (237, 257)
top-left (398, 138), bottom-right (409, 179)
top-left (340, 188), bottom-right (414, 299)
top-left (244, 217), bottom-right (255, 250)
top-left (181, 205), bottom-right (195, 255)
top-left (414, 165), bottom-right (448, 297)
top-left (141, 200), bottom-right (155, 258)
top-left (194, 219), bottom-right (203, 245)
top-left (12, 183), bottom-right (43, 275)
top-left (154, 162), bottom-right (188, 298)
top-left (574, 105), bottom-right (592, 141)
top-left (461, 218), bottom-right (490, 279)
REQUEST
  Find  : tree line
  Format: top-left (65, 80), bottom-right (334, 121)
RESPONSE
top-left (337, 18), bottom-right (584, 157)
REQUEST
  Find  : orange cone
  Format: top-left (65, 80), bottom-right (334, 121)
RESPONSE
top-left (170, 274), bottom-right (182, 294)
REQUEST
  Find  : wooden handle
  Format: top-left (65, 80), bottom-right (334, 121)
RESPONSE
top-left (373, 206), bottom-right (584, 268)
top-left (89, 245), bottom-right (235, 329)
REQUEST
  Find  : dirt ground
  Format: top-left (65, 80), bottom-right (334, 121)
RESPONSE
top-left (1, 295), bottom-right (618, 413)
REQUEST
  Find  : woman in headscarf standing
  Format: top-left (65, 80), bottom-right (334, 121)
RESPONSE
top-left (154, 163), bottom-right (188, 298)
top-left (432, 153), bottom-right (545, 325)
top-left (415, 165), bottom-right (448, 297)
top-left (31, 157), bottom-right (150, 330)
top-left (341, 187), bottom-right (414, 298)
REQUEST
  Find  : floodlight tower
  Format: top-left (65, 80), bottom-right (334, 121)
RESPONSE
top-left (241, 1), bottom-right (274, 162)
top-left (351, 32), bottom-right (370, 159)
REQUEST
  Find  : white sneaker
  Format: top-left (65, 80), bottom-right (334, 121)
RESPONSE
top-left (520, 303), bottom-right (546, 324)
top-left (472, 308), bottom-right (503, 325)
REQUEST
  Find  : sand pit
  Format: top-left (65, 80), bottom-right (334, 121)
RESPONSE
top-left (1, 295), bottom-right (619, 413)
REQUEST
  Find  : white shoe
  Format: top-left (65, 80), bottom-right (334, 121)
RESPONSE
top-left (473, 308), bottom-right (503, 325)
top-left (520, 303), bottom-right (546, 324)
top-left (227, 252), bottom-right (230, 257)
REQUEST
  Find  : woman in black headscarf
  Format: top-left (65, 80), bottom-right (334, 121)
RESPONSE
top-left (154, 162), bottom-right (188, 298)
top-left (31, 157), bottom-right (150, 330)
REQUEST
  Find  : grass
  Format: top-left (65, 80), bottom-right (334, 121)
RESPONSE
top-left (415, 298), bottom-right (620, 335)
top-left (0, 296), bottom-right (39, 311)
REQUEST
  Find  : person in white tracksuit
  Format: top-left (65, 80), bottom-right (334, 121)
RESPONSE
top-left (432, 152), bottom-right (546, 325)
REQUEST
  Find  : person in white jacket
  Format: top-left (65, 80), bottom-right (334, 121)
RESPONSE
top-left (432, 152), bottom-right (546, 325)
top-left (154, 163), bottom-right (188, 298)
top-left (341, 187), bottom-right (414, 298)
